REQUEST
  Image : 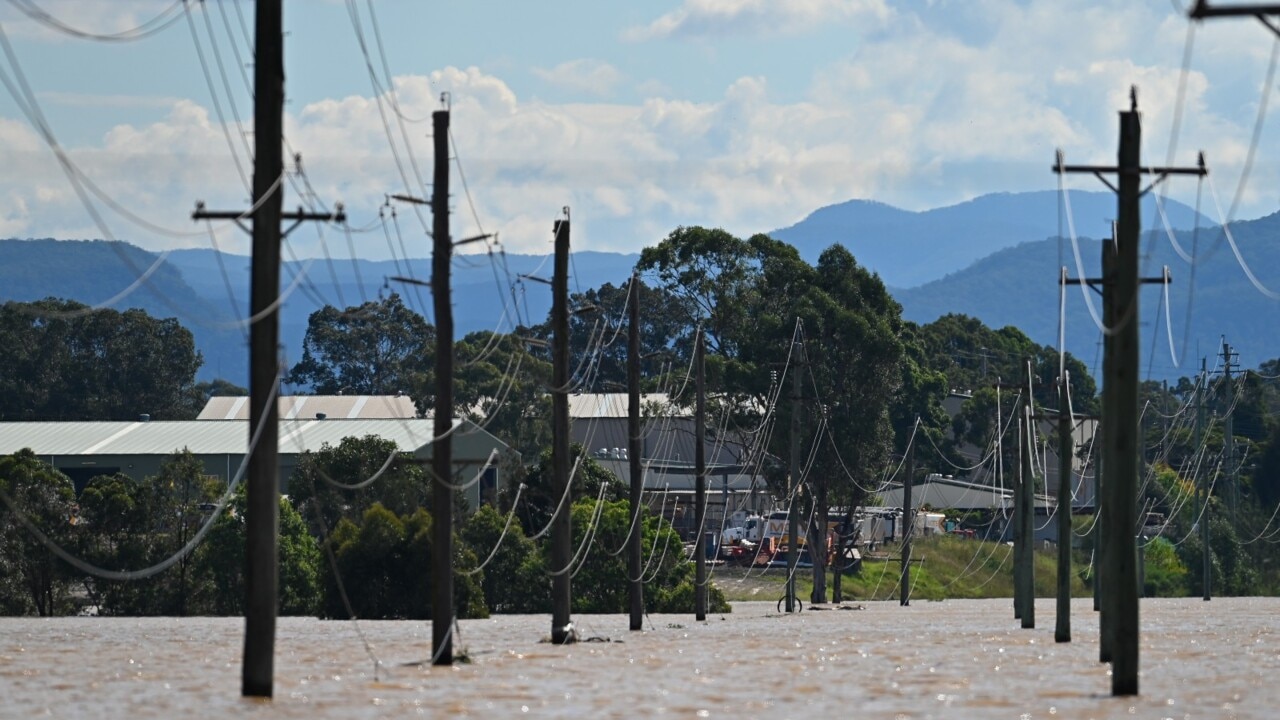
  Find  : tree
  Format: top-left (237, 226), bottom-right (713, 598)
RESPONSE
top-left (565, 497), bottom-right (730, 614)
top-left (460, 504), bottom-right (548, 614)
top-left (0, 450), bottom-right (78, 615)
top-left (287, 293), bottom-right (432, 395)
top-left (78, 450), bottom-right (224, 615)
top-left (288, 435), bottom-right (431, 539)
top-left (527, 278), bottom-right (695, 392)
top-left (512, 445), bottom-right (623, 539)
top-left (199, 485), bottom-right (322, 615)
top-left (640, 229), bottom-right (908, 603)
top-left (319, 503), bottom-right (486, 620)
top-left (453, 330), bottom-right (554, 462)
top-left (0, 298), bottom-right (203, 421)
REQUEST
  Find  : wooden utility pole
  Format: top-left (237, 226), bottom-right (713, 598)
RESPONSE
top-left (430, 105), bottom-right (454, 665)
top-left (627, 274), bottom-right (643, 631)
top-left (190, 1), bottom-right (344, 696)
top-left (785, 341), bottom-right (801, 613)
top-left (1054, 91), bottom-right (1203, 696)
top-left (1107, 92), bottom-right (1142, 696)
top-left (900, 421), bottom-right (915, 607)
top-left (550, 212), bottom-right (574, 644)
top-left (1220, 338), bottom-right (1238, 521)
top-left (694, 326), bottom-right (707, 621)
top-left (1099, 227), bottom-right (1115, 661)
top-left (241, 0), bottom-right (283, 696)
top-left (1019, 402), bottom-right (1035, 629)
top-left (1056, 373), bottom-right (1074, 643)
top-left (1197, 358), bottom-right (1211, 601)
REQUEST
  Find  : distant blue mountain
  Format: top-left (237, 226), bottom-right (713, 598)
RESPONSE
top-left (895, 210), bottom-right (1280, 377)
top-left (771, 190), bottom-right (1211, 289)
top-left (156, 248), bottom-right (641, 383)
top-left (0, 190), bottom-right (1248, 387)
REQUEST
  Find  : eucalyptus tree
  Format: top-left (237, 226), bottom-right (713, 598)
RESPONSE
top-left (639, 228), bottom-right (908, 603)
top-left (0, 299), bottom-right (203, 421)
top-left (0, 450), bottom-right (77, 615)
top-left (287, 292), bottom-right (432, 396)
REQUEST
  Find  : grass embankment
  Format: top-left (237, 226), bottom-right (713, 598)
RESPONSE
top-left (713, 535), bottom-right (1091, 603)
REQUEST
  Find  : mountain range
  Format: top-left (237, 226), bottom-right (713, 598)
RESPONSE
top-left (2, 189), bottom-right (1272, 387)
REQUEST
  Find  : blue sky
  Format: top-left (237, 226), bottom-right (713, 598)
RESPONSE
top-left (0, 0), bottom-right (1276, 259)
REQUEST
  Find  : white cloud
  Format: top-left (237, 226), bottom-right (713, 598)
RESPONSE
top-left (624, 0), bottom-right (892, 41)
top-left (532, 60), bottom-right (623, 98)
top-left (0, 1), bottom-right (1277, 261)
top-left (0, 1), bottom-right (188, 42)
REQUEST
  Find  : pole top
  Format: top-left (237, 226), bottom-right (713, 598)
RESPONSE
top-left (1130, 86), bottom-right (1138, 112)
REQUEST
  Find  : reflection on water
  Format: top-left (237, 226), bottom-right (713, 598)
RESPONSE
top-left (0, 597), bottom-right (1276, 719)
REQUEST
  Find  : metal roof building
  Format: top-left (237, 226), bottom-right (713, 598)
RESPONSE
top-left (197, 395), bottom-right (418, 420)
top-left (0, 418), bottom-right (512, 510)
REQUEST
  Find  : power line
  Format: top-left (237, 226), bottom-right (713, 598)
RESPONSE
top-left (5, 0), bottom-right (184, 42)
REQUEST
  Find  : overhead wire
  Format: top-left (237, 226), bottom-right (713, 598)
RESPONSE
top-left (5, 0), bottom-right (184, 42)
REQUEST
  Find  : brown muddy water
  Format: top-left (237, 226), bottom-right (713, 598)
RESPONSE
top-left (0, 597), bottom-right (1276, 719)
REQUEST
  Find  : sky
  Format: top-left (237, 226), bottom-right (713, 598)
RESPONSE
top-left (0, 0), bottom-right (1278, 260)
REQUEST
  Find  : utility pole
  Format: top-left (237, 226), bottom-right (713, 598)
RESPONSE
top-left (1099, 224), bottom-right (1117, 652)
top-left (190, 0), bottom-right (344, 697)
top-left (550, 211), bottom-right (574, 644)
top-left (627, 273), bottom-right (643, 631)
top-left (1106, 90), bottom-right (1142, 697)
top-left (429, 103), bottom-right (454, 666)
top-left (1056, 372), bottom-right (1073, 643)
top-left (1197, 358), bottom-right (1211, 601)
top-left (1019, 399), bottom-right (1035, 630)
top-left (1220, 338), bottom-right (1238, 521)
top-left (900, 420), bottom-right (915, 607)
top-left (1054, 91), bottom-right (1204, 696)
top-left (785, 340), bottom-right (801, 613)
top-left (694, 326), bottom-right (707, 621)
top-left (240, 0), bottom-right (283, 697)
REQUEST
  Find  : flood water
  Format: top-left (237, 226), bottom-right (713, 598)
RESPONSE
top-left (0, 597), bottom-right (1276, 719)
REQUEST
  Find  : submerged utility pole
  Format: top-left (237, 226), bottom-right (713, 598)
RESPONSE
top-left (1197, 358), bottom-right (1211, 601)
top-left (551, 212), bottom-right (574, 644)
top-left (430, 103), bottom-right (454, 666)
top-left (1054, 90), bottom-right (1204, 696)
top-left (627, 274), bottom-right (644, 631)
top-left (694, 326), bottom-right (707, 621)
top-left (786, 340), bottom-right (801, 613)
top-left (1019, 400), bottom-right (1035, 629)
top-left (1220, 338), bottom-right (1238, 521)
top-left (1056, 372), bottom-right (1074, 643)
top-left (190, 0), bottom-right (344, 697)
top-left (241, 0), bottom-right (284, 696)
top-left (1099, 225), bottom-right (1116, 649)
top-left (900, 420), bottom-right (916, 607)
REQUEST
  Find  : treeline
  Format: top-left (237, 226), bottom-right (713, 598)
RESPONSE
top-left (0, 298), bottom-right (242, 421)
top-left (17, 225), bottom-right (1280, 608)
top-left (0, 438), bottom-right (725, 617)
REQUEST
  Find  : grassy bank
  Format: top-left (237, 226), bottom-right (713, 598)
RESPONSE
top-left (713, 535), bottom-right (1092, 603)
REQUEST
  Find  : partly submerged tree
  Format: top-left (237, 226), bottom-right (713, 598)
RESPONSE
top-left (0, 450), bottom-right (78, 615)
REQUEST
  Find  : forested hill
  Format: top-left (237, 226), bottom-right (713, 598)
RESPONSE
top-left (0, 239), bottom-right (247, 381)
top-left (771, 189), bottom-right (1208, 289)
top-left (896, 209), bottom-right (1280, 375)
top-left (0, 192), bottom-right (1269, 386)
top-left (0, 238), bottom-right (640, 384)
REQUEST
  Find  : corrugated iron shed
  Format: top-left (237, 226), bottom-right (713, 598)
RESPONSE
top-left (0, 418), bottom-right (479, 456)
top-left (196, 395), bottom-right (419, 421)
